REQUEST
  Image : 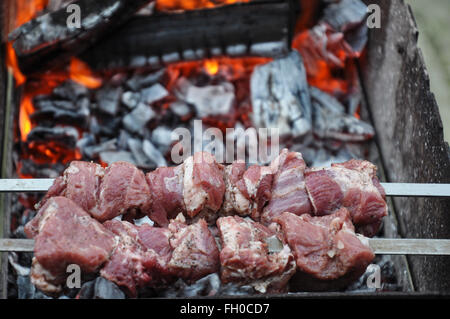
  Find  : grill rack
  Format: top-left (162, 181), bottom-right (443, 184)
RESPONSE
top-left (0, 179), bottom-right (450, 254)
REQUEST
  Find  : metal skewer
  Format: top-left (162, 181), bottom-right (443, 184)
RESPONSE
top-left (3, 238), bottom-right (450, 255)
top-left (0, 179), bottom-right (449, 197)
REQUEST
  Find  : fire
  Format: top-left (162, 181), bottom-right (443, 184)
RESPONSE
top-left (204, 59), bottom-right (219, 76)
top-left (19, 96), bottom-right (34, 142)
top-left (6, 42), bottom-right (26, 86)
top-left (14, 0), bottom-right (48, 27)
top-left (69, 58), bottom-right (102, 89)
top-left (156, 0), bottom-right (249, 11)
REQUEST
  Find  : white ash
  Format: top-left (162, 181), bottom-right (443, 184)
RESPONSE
top-left (122, 103), bottom-right (156, 134)
top-left (142, 139), bottom-right (167, 168)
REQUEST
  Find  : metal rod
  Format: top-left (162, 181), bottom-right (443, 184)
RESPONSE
top-left (380, 183), bottom-right (450, 197)
top-left (0, 179), bottom-right (450, 197)
top-left (2, 238), bottom-right (450, 255)
top-left (368, 238), bottom-right (450, 255)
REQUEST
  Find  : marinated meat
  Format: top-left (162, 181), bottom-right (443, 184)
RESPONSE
top-left (274, 208), bottom-right (374, 289)
top-left (167, 214), bottom-right (220, 281)
top-left (146, 164), bottom-right (185, 226)
top-left (221, 160), bottom-right (249, 216)
top-left (94, 161), bottom-right (152, 221)
top-left (27, 197), bottom-right (115, 294)
top-left (221, 162), bottom-right (273, 219)
top-left (183, 152), bottom-right (225, 219)
top-left (217, 216), bottom-right (296, 293)
top-left (261, 149), bottom-right (312, 224)
top-left (305, 159), bottom-right (387, 236)
top-left (100, 220), bottom-right (160, 297)
top-left (36, 161), bottom-right (104, 213)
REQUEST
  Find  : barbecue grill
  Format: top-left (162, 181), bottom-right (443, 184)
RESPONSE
top-left (0, 0), bottom-right (449, 299)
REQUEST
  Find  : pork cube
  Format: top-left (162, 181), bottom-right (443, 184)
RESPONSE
top-left (275, 208), bottom-right (374, 289)
top-left (305, 159), bottom-right (387, 236)
top-left (28, 197), bottom-right (115, 294)
top-left (217, 216), bottom-right (296, 293)
top-left (261, 149), bottom-right (312, 224)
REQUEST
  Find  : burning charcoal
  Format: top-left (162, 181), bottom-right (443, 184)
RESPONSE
top-left (140, 83), bottom-right (169, 105)
top-left (344, 22), bottom-right (368, 54)
top-left (83, 138), bottom-right (117, 159)
top-left (100, 150), bottom-right (136, 165)
top-left (96, 85), bottom-right (123, 116)
top-left (20, 160), bottom-right (65, 178)
top-left (77, 133), bottom-right (96, 155)
top-left (185, 82), bottom-right (235, 118)
top-left (52, 80), bottom-right (89, 101)
top-left (126, 69), bottom-right (165, 91)
top-left (127, 138), bottom-right (156, 169)
top-left (26, 126), bottom-right (79, 148)
top-left (94, 277), bottom-right (126, 299)
top-left (30, 102), bottom-right (90, 128)
top-left (97, 116), bottom-right (122, 137)
top-left (122, 103), bottom-right (156, 133)
top-left (121, 91), bottom-right (141, 109)
top-left (151, 126), bottom-right (173, 153)
top-left (47, 0), bottom-right (77, 12)
top-left (161, 274), bottom-right (221, 297)
top-left (17, 276), bottom-right (36, 299)
top-left (251, 50), bottom-right (312, 138)
top-left (310, 87), bottom-right (374, 142)
top-left (170, 101), bottom-right (192, 118)
top-left (142, 139), bottom-right (167, 168)
top-left (78, 277), bottom-right (125, 299)
top-left (321, 0), bottom-right (367, 32)
top-left (117, 129), bottom-right (132, 150)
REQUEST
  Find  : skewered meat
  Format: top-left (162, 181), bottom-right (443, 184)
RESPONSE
top-left (261, 149), bottom-right (312, 224)
top-left (100, 215), bottom-right (220, 295)
top-left (25, 149), bottom-right (386, 296)
top-left (183, 152), bottom-right (225, 220)
top-left (146, 164), bottom-right (185, 226)
top-left (305, 159), bottom-right (387, 236)
top-left (94, 161), bottom-right (152, 221)
top-left (27, 197), bottom-right (115, 294)
top-left (217, 216), bottom-right (296, 293)
top-left (167, 214), bottom-right (220, 281)
top-left (36, 161), bottom-right (104, 213)
top-left (36, 160), bottom-right (152, 222)
top-left (221, 161), bottom-right (273, 219)
top-left (36, 150), bottom-right (387, 238)
top-left (274, 208), bottom-right (374, 290)
top-left (100, 220), bottom-right (157, 297)
top-left (221, 160), bottom-right (248, 216)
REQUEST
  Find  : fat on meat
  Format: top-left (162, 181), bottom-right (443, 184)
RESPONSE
top-left (217, 215), bottom-right (296, 293)
top-left (27, 197), bottom-right (115, 294)
top-left (261, 149), bottom-right (312, 224)
top-left (275, 208), bottom-right (374, 289)
top-left (305, 159), bottom-right (387, 237)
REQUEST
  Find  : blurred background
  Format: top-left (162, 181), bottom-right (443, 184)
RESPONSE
top-left (406, 0), bottom-right (450, 142)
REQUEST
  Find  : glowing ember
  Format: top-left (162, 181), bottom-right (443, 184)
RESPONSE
top-left (204, 59), bottom-right (219, 76)
top-left (6, 42), bottom-right (26, 86)
top-left (69, 58), bottom-right (103, 89)
top-left (19, 96), bottom-right (34, 142)
top-left (14, 0), bottom-right (48, 28)
top-left (156, 0), bottom-right (249, 11)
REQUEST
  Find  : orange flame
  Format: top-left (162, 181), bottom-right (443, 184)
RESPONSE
top-left (156, 0), bottom-right (249, 11)
top-left (14, 0), bottom-right (48, 28)
top-left (69, 57), bottom-right (102, 89)
top-left (204, 59), bottom-right (219, 76)
top-left (19, 96), bottom-right (34, 142)
top-left (6, 42), bottom-right (26, 86)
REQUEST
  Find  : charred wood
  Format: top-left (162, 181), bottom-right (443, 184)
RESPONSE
top-left (8, 0), bottom-right (154, 75)
top-left (81, 1), bottom-right (292, 70)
